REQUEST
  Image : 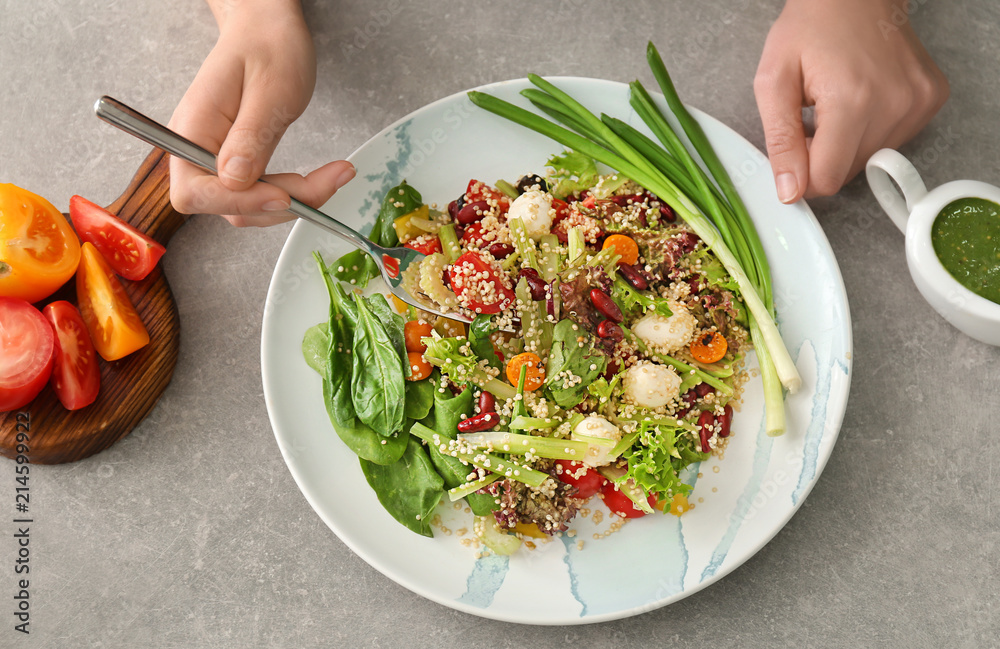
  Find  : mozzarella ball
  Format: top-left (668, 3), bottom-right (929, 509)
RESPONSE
top-left (622, 361), bottom-right (681, 409)
top-left (507, 190), bottom-right (553, 241)
top-left (632, 305), bottom-right (697, 354)
top-left (572, 415), bottom-right (621, 467)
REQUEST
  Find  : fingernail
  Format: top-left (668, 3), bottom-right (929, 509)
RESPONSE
top-left (334, 163), bottom-right (356, 189)
top-left (775, 172), bottom-right (798, 204)
top-left (222, 156), bottom-right (252, 183)
top-left (262, 199), bottom-right (290, 212)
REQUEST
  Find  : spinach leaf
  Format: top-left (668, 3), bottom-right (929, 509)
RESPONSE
top-left (421, 387), bottom-right (497, 516)
top-left (322, 380), bottom-right (407, 464)
top-left (333, 181), bottom-right (423, 287)
top-left (360, 436), bottom-right (444, 537)
top-left (404, 375), bottom-right (435, 420)
top-left (315, 253), bottom-right (359, 428)
top-left (331, 250), bottom-right (379, 289)
top-left (302, 322), bottom-right (329, 375)
top-left (351, 295), bottom-right (406, 437)
top-left (468, 314), bottom-right (500, 370)
top-left (544, 319), bottom-right (608, 408)
top-left (365, 292), bottom-right (408, 376)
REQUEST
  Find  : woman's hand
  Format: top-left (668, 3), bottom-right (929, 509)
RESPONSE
top-left (169, 0), bottom-right (355, 225)
top-left (754, 0), bottom-right (949, 203)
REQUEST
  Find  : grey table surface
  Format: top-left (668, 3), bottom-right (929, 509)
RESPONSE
top-left (1, 0), bottom-right (997, 647)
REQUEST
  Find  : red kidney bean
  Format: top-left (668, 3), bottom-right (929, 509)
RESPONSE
top-left (717, 404), bottom-right (734, 438)
top-left (589, 288), bottom-right (623, 323)
top-left (487, 242), bottom-right (514, 259)
top-left (697, 411), bottom-right (715, 453)
top-left (694, 382), bottom-right (715, 398)
top-left (603, 357), bottom-right (620, 381)
top-left (597, 319), bottom-right (623, 341)
top-left (457, 411), bottom-right (498, 433)
top-left (441, 267), bottom-right (453, 289)
top-left (456, 200), bottom-right (492, 225)
top-left (519, 268), bottom-right (547, 301)
top-left (617, 262), bottom-right (648, 290)
top-left (660, 203), bottom-right (676, 223)
top-left (478, 390), bottom-right (496, 414)
top-left (448, 199), bottom-right (460, 220)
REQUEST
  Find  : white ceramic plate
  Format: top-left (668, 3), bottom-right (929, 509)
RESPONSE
top-left (261, 78), bottom-right (852, 625)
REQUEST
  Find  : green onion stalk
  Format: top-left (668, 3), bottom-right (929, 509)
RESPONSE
top-left (467, 47), bottom-right (800, 435)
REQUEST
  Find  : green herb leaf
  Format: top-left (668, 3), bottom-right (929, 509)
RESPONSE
top-left (301, 322), bottom-right (329, 375)
top-left (314, 253), bottom-right (359, 428)
top-left (404, 375), bottom-right (435, 420)
top-left (351, 295), bottom-right (406, 437)
top-left (468, 314), bottom-right (500, 370)
top-left (543, 319), bottom-right (607, 408)
top-left (360, 437), bottom-right (444, 537)
top-left (545, 150), bottom-right (598, 199)
top-left (612, 276), bottom-right (673, 320)
top-left (421, 387), bottom-right (497, 516)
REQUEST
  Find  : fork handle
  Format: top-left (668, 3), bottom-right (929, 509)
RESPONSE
top-left (94, 96), bottom-right (374, 254)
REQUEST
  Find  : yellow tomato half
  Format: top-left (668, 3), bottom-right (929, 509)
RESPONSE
top-left (0, 184), bottom-right (82, 303)
top-left (76, 243), bottom-right (149, 361)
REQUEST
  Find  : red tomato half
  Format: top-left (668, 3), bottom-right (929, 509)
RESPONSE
top-left (551, 197), bottom-right (570, 224)
top-left (600, 478), bottom-right (658, 519)
top-left (42, 301), bottom-right (100, 410)
top-left (555, 460), bottom-right (607, 499)
top-left (448, 251), bottom-right (515, 314)
top-left (0, 297), bottom-right (55, 411)
top-left (403, 235), bottom-right (442, 256)
top-left (460, 221), bottom-right (488, 247)
top-left (465, 179), bottom-right (510, 214)
top-left (69, 195), bottom-right (166, 281)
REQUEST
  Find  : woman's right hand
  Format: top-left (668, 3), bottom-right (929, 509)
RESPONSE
top-left (169, 0), bottom-right (355, 226)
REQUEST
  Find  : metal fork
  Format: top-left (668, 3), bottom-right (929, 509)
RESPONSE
top-left (93, 96), bottom-right (470, 323)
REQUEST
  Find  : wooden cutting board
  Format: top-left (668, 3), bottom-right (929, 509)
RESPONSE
top-left (0, 148), bottom-right (187, 464)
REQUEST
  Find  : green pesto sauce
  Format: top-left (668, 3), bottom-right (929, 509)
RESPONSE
top-left (931, 197), bottom-right (1000, 304)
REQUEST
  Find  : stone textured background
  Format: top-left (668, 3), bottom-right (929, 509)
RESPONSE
top-left (0, 0), bottom-right (997, 646)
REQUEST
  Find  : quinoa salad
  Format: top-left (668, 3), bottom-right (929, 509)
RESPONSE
top-left (303, 151), bottom-right (750, 556)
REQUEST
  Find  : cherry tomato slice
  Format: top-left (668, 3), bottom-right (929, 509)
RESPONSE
top-left (448, 251), bottom-right (515, 314)
top-left (76, 243), bottom-right (150, 361)
top-left (551, 198), bottom-right (570, 225)
top-left (600, 478), bottom-right (657, 519)
top-left (69, 195), bottom-right (166, 281)
top-left (460, 221), bottom-right (488, 247)
top-left (555, 460), bottom-right (607, 499)
top-left (0, 184), bottom-right (81, 303)
top-left (0, 297), bottom-right (55, 411)
top-left (42, 301), bottom-right (100, 410)
top-left (403, 320), bottom-right (433, 353)
top-left (403, 235), bottom-right (442, 256)
top-left (465, 179), bottom-right (510, 214)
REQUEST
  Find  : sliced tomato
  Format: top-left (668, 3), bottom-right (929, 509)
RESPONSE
top-left (448, 251), bottom-right (515, 314)
top-left (69, 195), bottom-right (165, 281)
top-left (403, 234), bottom-right (442, 256)
top-left (555, 460), bottom-right (607, 499)
top-left (600, 478), bottom-right (658, 519)
top-left (551, 197), bottom-right (570, 224)
top-left (0, 184), bottom-right (81, 303)
top-left (76, 243), bottom-right (150, 361)
top-left (465, 179), bottom-right (510, 214)
top-left (460, 221), bottom-right (488, 247)
top-left (42, 301), bottom-right (100, 410)
top-left (0, 297), bottom-right (55, 411)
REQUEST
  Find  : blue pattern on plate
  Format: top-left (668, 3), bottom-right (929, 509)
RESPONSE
top-left (701, 411), bottom-right (773, 581)
top-left (458, 555), bottom-right (509, 608)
